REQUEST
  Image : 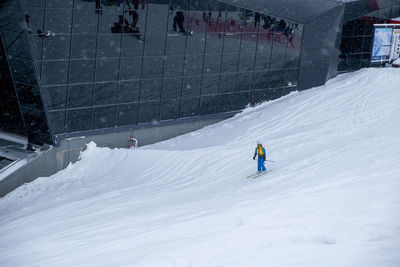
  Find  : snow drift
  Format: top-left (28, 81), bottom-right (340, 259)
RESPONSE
top-left (0, 68), bottom-right (400, 267)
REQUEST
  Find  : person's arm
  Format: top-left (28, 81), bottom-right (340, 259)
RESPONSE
top-left (253, 148), bottom-right (257, 160)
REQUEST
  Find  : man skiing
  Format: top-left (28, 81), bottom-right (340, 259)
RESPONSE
top-left (253, 142), bottom-right (266, 172)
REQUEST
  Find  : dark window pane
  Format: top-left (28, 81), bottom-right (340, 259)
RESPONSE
top-left (219, 73), bottom-right (237, 93)
top-left (141, 79), bottom-right (162, 101)
top-left (269, 88), bottom-right (282, 100)
top-left (201, 74), bottom-right (219, 95)
top-left (160, 99), bottom-right (179, 120)
top-left (284, 69), bottom-right (298, 87)
top-left (20, 107), bottom-right (51, 137)
top-left (237, 72), bottom-right (253, 91)
top-left (182, 76), bottom-right (201, 97)
top-left (138, 101), bottom-right (160, 123)
top-left (235, 91), bottom-right (251, 109)
top-left (68, 84), bottom-right (93, 108)
top-left (252, 89), bottom-right (268, 104)
top-left (204, 53), bottom-right (221, 74)
top-left (69, 59), bottom-right (95, 84)
top-left (43, 86), bottom-right (67, 110)
top-left (162, 77), bottom-right (182, 99)
top-left (9, 58), bottom-right (37, 86)
top-left (142, 56), bottom-right (165, 79)
top-left (218, 93), bottom-right (235, 112)
top-left (20, 1), bottom-right (45, 8)
top-left (28, 35), bottom-right (43, 61)
top-left (117, 103), bottom-right (138, 126)
top-left (118, 81), bottom-right (140, 103)
top-left (15, 83), bottom-right (42, 110)
top-left (3, 31), bottom-right (31, 59)
top-left (238, 53), bottom-right (255, 72)
top-left (144, 34), bottom-right (166, 56)
top-left (221, 53), bottom-right (239, 73)
top-left (92, 106), bottom-right (116, 129)
top-left (184, 54), bottom-right (204, 76)
top-left (342, 20), bottom-right (354, 36)
top-left (223, 34), bottom-right (241, 54)
top-left (146, 3), bottom-right (168, 35)
top-left (185, 11), bottom-right (206, 54)
top-left (286, 36), bottom-right (301, 68)
top-left (97, 34), bottom-right (121, 58)
top-left (352, 37), bottom-right (363, 53)
top-left (96, 59), bottom-right (119, 82)
top-left (47, 0), bottom-right (73, 8)
top-left (270, 33), bottom-right (287, 70)
top-left (43, 35), bottom-right (71, 60)
top-left (166, 34), bottom-right (186, 56)
top-left (205, 33), bottom-right (223, 54)
top-left (353, 19), bottom-right (365, 36)
top-left (121, 35), bottom-right (144, 57)
top-left (254, 39), bottom-right (272, 71)
top-left (268, 70), bottom-right (284, 88)
top-left (73, 10), bottom-right (98, 34)
top-left (181, 97), bottom-right (199, 118)
top-left (240, 33), bottom-right (258, 54)
top-left (340, 37), bottom-right (353, 54)
top-left (71, 35), bottom-right (97, 59)
top-left (66, 108), bottom-right (92, 133)
top-left (120, 57), bottom-right (142, 80)
top-left (363, 37), bottom-right (372, 53)
top-left (45, 9), bottom-right (72, 33)
top-left (164, 55), bottom-right (184, 77)
top-left (200, 95), bottom-right (218, 115)
top-left (47, 111), bottom-right (65, 134)
top-left (42, 60), bottom-right (69, 85)
top-left (94, 82), bottom-right (117, 105)
top-left (253, 71), bottom-right (268, 89)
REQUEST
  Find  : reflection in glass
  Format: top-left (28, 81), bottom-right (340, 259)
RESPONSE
top-left (138, 101), bottom-right (160, 123)
top-left (180, 97), bottom-right (199, 118)
top-left (66, 108), bottom-right (92, 133)
top-left (92, 106), bottom-right (116, 129)
top-left (117, 103), bottom-right (139, 126)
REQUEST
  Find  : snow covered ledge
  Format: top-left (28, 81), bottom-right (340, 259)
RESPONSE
top-left (0, 114), bottom-right (231, 198)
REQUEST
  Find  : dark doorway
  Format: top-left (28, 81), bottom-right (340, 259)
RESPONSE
top-left (0, 34), bottom-right (26, 137)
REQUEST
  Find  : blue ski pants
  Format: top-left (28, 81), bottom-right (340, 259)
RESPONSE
top-left (258, 157), bottom-right (266, 172)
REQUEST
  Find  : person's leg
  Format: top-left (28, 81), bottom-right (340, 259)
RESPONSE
top-left (261, 160), bottom-right (266, 171)
top-left (257, 158), bottom-right (262, 172)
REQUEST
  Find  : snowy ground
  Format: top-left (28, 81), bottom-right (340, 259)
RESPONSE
top-left (0, 68), bottom-right (400, 267)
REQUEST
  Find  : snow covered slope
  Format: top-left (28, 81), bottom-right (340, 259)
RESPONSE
top-left (0, 68), bottom-right (400, 267)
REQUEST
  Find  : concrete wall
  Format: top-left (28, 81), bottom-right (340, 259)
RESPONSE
top-left (0, 115), bottom-right (230, 198)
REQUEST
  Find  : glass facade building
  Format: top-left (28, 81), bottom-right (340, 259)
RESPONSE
top-left (1, 0), bottom-right (399, 146)
top-left (339, 5), bottom-right (400, 71)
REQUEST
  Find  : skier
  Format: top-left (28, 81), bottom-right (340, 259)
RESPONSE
top-left (253, 141), bottom-right (266, 172)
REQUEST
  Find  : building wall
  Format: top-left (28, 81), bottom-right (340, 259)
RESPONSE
top-left (339, 4), bottom-right (400, 72)
top-left (10, 0), bottom-right (303, 144)
top-left (0, 0), bottom-right (53, 145)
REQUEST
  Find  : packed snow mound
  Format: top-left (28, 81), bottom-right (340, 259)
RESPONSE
top-left (0, 68), bottom-right (400, 267)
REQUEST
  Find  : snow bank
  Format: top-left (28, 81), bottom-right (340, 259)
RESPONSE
top-left (0, 68), bottom-right (399, 267)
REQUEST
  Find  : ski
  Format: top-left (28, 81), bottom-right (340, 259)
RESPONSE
top-left (247, 170), bottom-right (268, 179)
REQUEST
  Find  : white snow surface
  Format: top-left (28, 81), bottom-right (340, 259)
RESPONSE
top-left (1, 68), bottom-right (400, 267)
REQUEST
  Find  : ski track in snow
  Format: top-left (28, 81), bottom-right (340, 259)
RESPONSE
top-left (0, 68), bottom-right (400, 267)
